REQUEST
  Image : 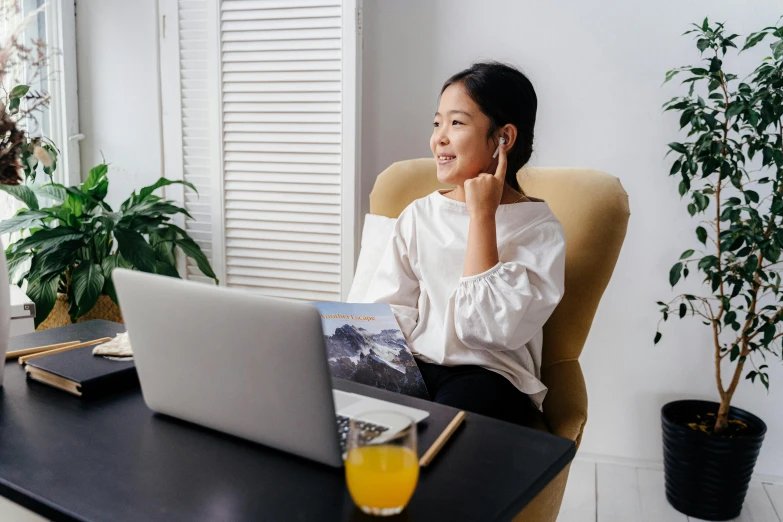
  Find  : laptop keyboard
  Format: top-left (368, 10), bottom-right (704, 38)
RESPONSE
top-left (337, 414), bottom-right (390, 456)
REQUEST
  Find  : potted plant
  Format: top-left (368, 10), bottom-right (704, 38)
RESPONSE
top-left (1, 162), bottom-right (218, 329)
top-left (655, 18), bottom-right (783, 520)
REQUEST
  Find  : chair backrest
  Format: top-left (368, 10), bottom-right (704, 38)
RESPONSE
top-left (369, 159), bottom-right (630, 369)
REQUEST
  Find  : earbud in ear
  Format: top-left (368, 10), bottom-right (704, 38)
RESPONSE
top-left (493, 137), bottom-right (507, 159)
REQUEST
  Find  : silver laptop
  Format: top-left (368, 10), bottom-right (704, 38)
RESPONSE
top-left (112, 269), bottom-right (429, 467)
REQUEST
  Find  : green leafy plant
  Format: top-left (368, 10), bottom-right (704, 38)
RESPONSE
top-left (655, 18), bottom-right (783, 434)
top-left (2, 163), bottom-right (218, 327)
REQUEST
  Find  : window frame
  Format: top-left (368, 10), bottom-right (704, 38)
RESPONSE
top-left (44, 0), bottom-right (82, 187)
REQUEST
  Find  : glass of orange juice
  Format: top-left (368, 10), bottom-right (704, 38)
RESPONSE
top-left (345, 411), bottom-right (419, 516)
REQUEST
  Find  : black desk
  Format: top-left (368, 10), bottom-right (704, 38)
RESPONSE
top-left (0, 321), bottom-right (574, 522)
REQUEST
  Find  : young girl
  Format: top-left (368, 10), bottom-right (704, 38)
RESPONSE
top-left (365, 62), bottom-right (566, 426)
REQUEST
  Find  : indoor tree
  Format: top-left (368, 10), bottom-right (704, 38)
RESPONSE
top-left (656, 18), bottom-right (783, 434)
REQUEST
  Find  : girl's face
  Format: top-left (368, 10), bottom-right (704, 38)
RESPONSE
top-left (431, 82), bottom-right (497, 186)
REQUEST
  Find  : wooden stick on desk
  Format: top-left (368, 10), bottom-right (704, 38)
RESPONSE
top-left (419, 410), bottom-right (466, 467)
top-left (18, 337), bottom-right (112, 365)
top-left (6, 340), bottom-right (82, 360)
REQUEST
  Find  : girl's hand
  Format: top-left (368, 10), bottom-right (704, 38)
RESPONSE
top-left (464, 142), bottom-right (506, 219)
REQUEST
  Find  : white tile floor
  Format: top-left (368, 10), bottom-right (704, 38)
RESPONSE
top-left (1, 458), bottom-right (780, 521)
top-left (559, 459), bottom-right (783, 522)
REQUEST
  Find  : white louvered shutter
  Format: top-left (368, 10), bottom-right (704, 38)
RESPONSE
top-left (160, 0), bottom-right (217, 283)
top-left (160, 0), bottom-right (360, 300)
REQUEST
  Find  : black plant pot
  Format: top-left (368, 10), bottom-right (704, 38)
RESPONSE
top-left (662, 400), bottom-right (766, 520)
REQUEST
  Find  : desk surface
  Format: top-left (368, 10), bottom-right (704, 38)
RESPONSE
top-left (0, 321), bottom-right (575, 522)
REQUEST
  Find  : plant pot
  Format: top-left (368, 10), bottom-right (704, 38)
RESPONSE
top-left (662, 399), bottom-right (766, 520)
top-left (36, 294), bottom-right (124, 331)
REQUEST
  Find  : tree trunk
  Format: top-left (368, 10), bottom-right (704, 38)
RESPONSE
top-left (715, 394), bottom-right (731, 434)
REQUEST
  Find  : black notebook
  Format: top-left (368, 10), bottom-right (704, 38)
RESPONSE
top-left (24, 346), bottom-right (138, 397)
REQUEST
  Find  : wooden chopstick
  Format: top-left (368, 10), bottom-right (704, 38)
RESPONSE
top-left (419, 410), bottom-right (466, 467)
top-left (6, 340), bottom-right (82, 360)
top-left (18, 337), bottom-right (112, 365)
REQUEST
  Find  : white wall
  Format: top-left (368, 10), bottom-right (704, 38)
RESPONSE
top-left (361, 0), bottom-right (783, 477)
top-left (76, 0), bottom-right (162, 210)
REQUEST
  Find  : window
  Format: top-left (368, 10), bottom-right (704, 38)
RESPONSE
top-left (0, 0), bottom-right (80, 230)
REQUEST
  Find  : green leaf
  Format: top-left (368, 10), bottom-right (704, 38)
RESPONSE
top-left (696, 226), bottom-right (708, 245)
top-left (669, 262), bottom-right (683, 287)
top-left (6, 250), bottom-right (32, 284)
top-left (679, 303), bottom-right (687, 318)
top-left (0, 210), bottom-right (49, 235)
top-left (88, 177), bottom-right (109, 202)
top-left (663, 69), bottom-right (681, 84)
top-left (0, 185), bottom-right (39, 210)
top-left (138, 177), bottom-right (197, 202)
top-left (72, 260), bottom-right (105, 317)
top-left (10, 227), bottom-right (83, 253)
top-left (101, 254), bottom-right (132, 305)
top-left (697, 38), bottom-right (710, 52)
top-left (654, 332), bottom-right (662, 345)
top-left (132, 201), bottom-right (193, 221)
top-left (61, 192), bottom-right (83, 218)
top-left (37, 184), bottom-right (67, 201)
top-left (742, 31), bottom-right (768, 51)
top-left (726, 103), bottom-right (744, 120)
top-left (150, 228), bottom-right (177, 267)
top-left (83, 164), bottom-right (108, 193)
top-left (772, 39), bottom-right (783, 59)
top-left (9, 84), bottom-right (29, 99)
top-left (679, 110), bottom-right (693, 129)
top-left (101, 253), bottom-right (132, 275)
top-left (173, 234), bottom-right (218, 283)
top-left (698, 255), bottom-right (718, 270)
top-left (668, 142), bottom-right (688, 154)
top-left (748, 110), bottom-right (759, 127)
top-left (114, 228), bottom-right (157, 272)
top-left (36, 241), bottom-right (81, 278)
top-left (152, 260), bottom-right (180, 278)
top-left (694, 191), bottom-right (709, 211)
top-left (26, 273), bottom-right (60, 328)
top-left (679, 249), bottom-right (695, 260)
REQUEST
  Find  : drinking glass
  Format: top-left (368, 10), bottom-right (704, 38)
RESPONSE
top-left (344, 411), bottom-right (419, 516)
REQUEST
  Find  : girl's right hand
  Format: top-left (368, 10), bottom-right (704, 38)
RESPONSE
top-left (464, 141), bottom-right (506, 219)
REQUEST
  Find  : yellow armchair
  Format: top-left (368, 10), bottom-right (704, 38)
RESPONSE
top-left (369, 159), bottom-right (630, 522)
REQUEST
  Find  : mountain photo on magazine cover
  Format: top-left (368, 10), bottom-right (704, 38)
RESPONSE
top-left (313, 302), bottom-right (429, 400)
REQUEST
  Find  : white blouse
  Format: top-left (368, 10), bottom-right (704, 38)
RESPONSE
top-left (364, 190), bottom-right (566, 410)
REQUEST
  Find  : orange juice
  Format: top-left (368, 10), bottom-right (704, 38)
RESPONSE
top-left (345, 445), bottom-right (419, 512)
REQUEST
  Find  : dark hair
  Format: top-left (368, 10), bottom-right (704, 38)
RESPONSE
top-left (440, 61), bottom-right (537, 191)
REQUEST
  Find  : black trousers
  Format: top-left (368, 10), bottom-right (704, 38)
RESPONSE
top-left (417, 360), bottom-right (536, 426)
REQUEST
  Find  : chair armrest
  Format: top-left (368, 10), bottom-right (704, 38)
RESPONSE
top-left (541, 360), bottom-right (588, 447)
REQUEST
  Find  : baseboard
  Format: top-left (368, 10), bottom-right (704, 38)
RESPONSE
top-left (574, 451), bottom-right (783, 485)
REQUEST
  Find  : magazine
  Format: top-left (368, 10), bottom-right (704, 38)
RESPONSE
top-left (312, 302), bottom-right (429, 400)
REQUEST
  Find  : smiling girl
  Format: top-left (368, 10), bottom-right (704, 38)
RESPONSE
top-left (365, 62), bottom-right (566, 425)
